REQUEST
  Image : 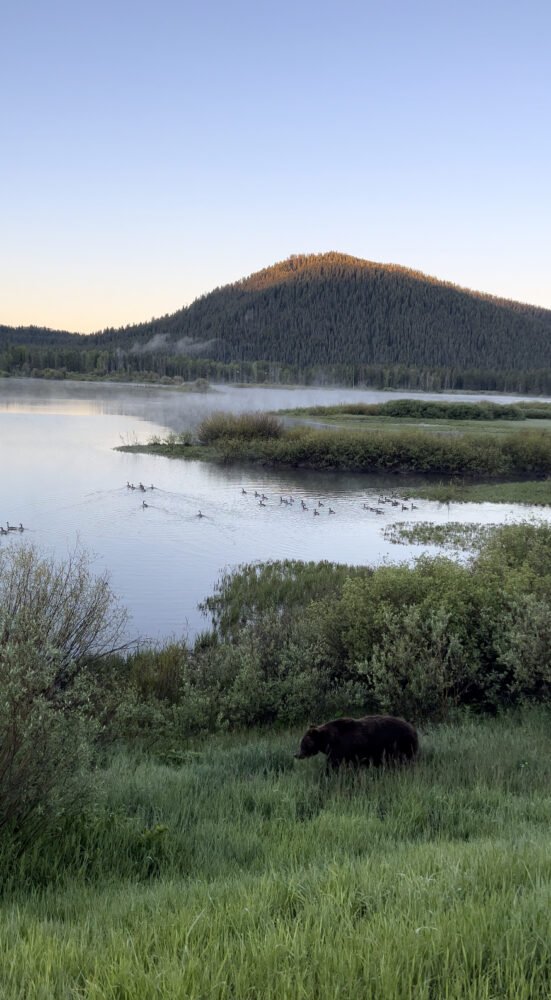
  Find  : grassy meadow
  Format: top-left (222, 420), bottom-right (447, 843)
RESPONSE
top-left (1, 711), bottom-right (550, 999)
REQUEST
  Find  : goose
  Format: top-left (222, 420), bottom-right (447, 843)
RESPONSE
top-left (318, 500), bottom-right (324, 507)
top-left (7, 522), bottom-right (18, 532)
top-left (242, 488), bottom-right (247, 494)
top-left (328, 508), bottom-right (335, 514)
top-left (197, 510), bottom-right (205, 518)
top-left (259, 500), bottom-right (266, 507)
top-left (313, 509), bottom-right (320, 516)
top-left (142, 501), bottom-right (148, 508)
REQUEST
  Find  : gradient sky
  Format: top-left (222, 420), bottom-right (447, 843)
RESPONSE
top-left (1, 0), bottom-right (550, 333)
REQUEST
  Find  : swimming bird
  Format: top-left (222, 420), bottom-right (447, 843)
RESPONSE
top-left (318, 500), bottom-right (324, 507)
top-left (313, 509), bottom-right (320, 516)
top-left (328, 508), bottom-right (335, 514)
top-left (242, 488), bottom-right (248, 494)
top-left (142, 501), bottom-right (148, 508)
top-left (259, 500), bottom-right (266, 507)
top-left (197, 510), bottom-right (205, 518)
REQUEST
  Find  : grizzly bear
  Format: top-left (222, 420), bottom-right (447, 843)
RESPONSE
top-left (294, 715), bottom-right (418, 771)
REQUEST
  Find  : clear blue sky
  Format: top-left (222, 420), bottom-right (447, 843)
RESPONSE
top-left (2, 0), bottom-right (550, 332)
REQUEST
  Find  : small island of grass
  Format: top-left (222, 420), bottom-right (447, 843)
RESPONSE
top-left (118, 405), bottom-right (551, 505)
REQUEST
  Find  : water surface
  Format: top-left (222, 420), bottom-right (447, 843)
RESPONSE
top-left (2, 379), bottom-right (550, 642)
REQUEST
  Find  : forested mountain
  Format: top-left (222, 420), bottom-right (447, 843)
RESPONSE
top-left (2, 253), bottom-right (551, 390)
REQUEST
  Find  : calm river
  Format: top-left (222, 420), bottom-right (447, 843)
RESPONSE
top-left (2, 379), bottom-right (550, 643)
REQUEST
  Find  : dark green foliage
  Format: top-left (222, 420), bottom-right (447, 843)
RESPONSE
top-left (292, 399), bottom-right (535, 420)
top-left (159, 420), bottom-right (551, 478)
top-left (110, 525), bottom-right (551, 744)
top-left (3, 253), bottom-right (551, 390)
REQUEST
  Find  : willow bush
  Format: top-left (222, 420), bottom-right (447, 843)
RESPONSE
top-left (0, 545), bottom-right (128, 840)
top-left (122, 523), bottom-right (551, 738)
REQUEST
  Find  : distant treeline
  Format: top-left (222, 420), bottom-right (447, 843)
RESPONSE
top-left (4, 343), bottom-right (551, 394)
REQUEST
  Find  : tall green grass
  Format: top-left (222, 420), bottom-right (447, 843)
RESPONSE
top-left (149, 418), bottom-right (551, 477)
top-left (284, 398), bottom-right (535, 420)
top-left (197, 410), bottom-right (283, 443)
top-left (0, 712), bottom-right (550, 998)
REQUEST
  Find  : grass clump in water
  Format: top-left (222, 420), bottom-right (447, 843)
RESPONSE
top-left (197, 410), bottom-right (283, 444)
top-left (383, 520), bottom-right (497, 550)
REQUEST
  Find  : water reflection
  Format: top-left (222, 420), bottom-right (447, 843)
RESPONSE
top-left (2, 379), bottom-right (551, 643)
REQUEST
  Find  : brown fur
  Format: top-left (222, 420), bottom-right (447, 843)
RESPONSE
top-left (294, 714), bottom-right (418, 771)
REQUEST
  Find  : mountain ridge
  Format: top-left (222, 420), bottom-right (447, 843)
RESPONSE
top-left (2, 253), bottom-right (551, 376)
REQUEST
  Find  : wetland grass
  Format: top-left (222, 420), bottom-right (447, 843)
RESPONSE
top-left (383, 521), bottom-right (497, 549)
top-left (0, 712), bottom-right (550, 998)
top-left (118, 411), bottom-right (551, 488)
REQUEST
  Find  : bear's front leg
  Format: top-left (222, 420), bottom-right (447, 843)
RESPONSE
top-left (325, 754), bottom-right (341, 774)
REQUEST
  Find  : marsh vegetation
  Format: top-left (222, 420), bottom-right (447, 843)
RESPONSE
top-left (2, 527), bottom-right (551, 996)
top-left (122, 408), bottom-right (551, 487)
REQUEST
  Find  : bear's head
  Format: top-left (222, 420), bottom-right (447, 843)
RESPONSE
top-left (294, 726), bottom-right (324, 759)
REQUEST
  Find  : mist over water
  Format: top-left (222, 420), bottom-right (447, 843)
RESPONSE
top-left (2, 379), bottom-right (551, 643)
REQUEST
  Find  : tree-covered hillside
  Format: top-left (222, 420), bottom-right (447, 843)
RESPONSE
top-left (100, 253), bottom-right (551, 368)
top-left (2, 253), bottom-right (551, 388)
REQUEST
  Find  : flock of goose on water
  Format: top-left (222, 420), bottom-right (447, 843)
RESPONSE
top-left (126, 480), bottom-right (420, 521)
top-left (1, 486), bottom-right (420, 540)
top-left (238, 490), bottom-right (417, 517)
top-left (194, 489), bottom-right (417, 520)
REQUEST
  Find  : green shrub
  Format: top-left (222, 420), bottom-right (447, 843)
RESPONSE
top-left (0, 622), bottom-right (96, 838)
top-left (197, 411), bottom-right (283, 444)
top-left (0, 543), bottom-right (128, 668)
top-left (0, 545), bottom-right (128, 840)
